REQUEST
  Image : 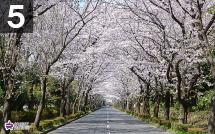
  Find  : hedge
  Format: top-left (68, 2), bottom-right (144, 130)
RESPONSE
top-left (171, 123), bottom-right (190, 132)
top-left (53, 117), bottom-right (66, 125)
top-left (187, 128), bottom-right (206, 134)
top-left (38, 120), bottom-right (54, 130)
top-left (11, 108), bottom-right (58, 122)
top-left (8, 111), bottom-right (88, 134)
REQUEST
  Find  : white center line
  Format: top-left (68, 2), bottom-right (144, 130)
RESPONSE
top-left (107, 124), bottom-right (110, 129)
top-left (106, 107), bottom-right (111, 134)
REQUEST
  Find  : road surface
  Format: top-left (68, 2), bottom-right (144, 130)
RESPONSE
top-left (48, 107), bottom-right (170, 134)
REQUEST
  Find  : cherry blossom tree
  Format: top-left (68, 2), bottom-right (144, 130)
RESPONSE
top-left (0, 0), bottom-right (63, 133)
top-left (23, 0), bottom-right (101, 127)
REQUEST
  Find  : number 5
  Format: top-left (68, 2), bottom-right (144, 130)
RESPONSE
top-left (7, 5), bottom-right (25, 29)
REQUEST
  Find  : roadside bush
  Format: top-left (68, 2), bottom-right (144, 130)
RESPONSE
top-left (133, 112), bottom-right (139, 117)
top-left (159, 120), bottom-right (171, 129)
top-left (175, 132), bottom-right (188, 134)
top-left (29, 123), bottom-right (37, 133)
top-left (151, 117), bottom-right (161, 124)
top-left (187, 127), bottom-right (206, 134)
top-left (125, 111), bottom-right (132, 115)
top-left (121, 108), bottom-right (206, 134)
top-left (41, 108), bottom-right (58, 119)
top-left (9, 131), bottom-right (23, 134)
top-left (30, 110), bottom-right (89, 132)
top-left (75, 111), bottom-right (85, 118)
top-left (53, 117), bottom-right (66, 125)
top-left (129, 111), bottom-right (136, 116)
top-left (38, 120), bottom-right (54, 130)
top-left (172, 123), bottom-right (190, 132)
top-left (138, 114), bottom-right (150, 120)
top-left (83, 105), bottom-right (91, 113)
top-left (192, 90), bottom-right (213, 111)
top-left (66, 114), bottom-right (76, 120)
top-left (170, 111), bottom-right (179, 119)
top-left (188, 111), bottom-right (209, 128)
top-left (11, 109), bottom-right (58, 123)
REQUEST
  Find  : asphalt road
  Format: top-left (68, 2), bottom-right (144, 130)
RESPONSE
top-left (48, 107), bottom-right (170, 134)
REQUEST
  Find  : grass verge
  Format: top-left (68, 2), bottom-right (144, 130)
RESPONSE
top-left (116, 108), bottom-right (208, 134)
top-left (9, 110), bottom-right (93, 134)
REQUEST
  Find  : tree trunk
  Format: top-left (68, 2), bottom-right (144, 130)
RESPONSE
top-left (153, 77), bottom-right (159, 118)
top-left (77, 98), bottom-right (81, 112)
top-left (65, 88), bottom-right (71, 115)
top-left (28, 84), bottom-right (34, 110)
top-left (153, 99), bottom-right (159, 118)
top-left (135, 101), bottom-right (140, 114)
top-left (72, 98), bottom-right (78, 114)
top-left (209, 96), bottom-right (215, 134)
top-left (60, 99), bottom-right (66, 117)
top-left (179, 102), bottom-right (188, 124)
top-left (143, 97), bottom-right (150, 116)
top-left (84, 94), bottom-right (89, 112)
top-left (60, 81), bottom-right (66, 117)
top-left (1, 79), bottom-right (13, 134)
top-left (126, 97), bottom-right (129, 111)
top-left (142, 83), bottom-right (150, 116)
top-left (208, 65), bottom-right (215, 134)
top-left (84, 88), bottom-right (92, 109)
top-left (164, 91), bottom-right (171, 120)
top-left (84, 92), bottom-right (89, 107)
top-left (34, 77), bottom-right (47, 128)
top-left (137, 102), bottom-right (140, 114)
top-left (1, 99), bottom-right (12, 134)
top-left (123, 100), bottom-right (126, 110)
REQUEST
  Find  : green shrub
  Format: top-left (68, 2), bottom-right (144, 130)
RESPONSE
top-left (130, 111), bottom-right (136, 116)
top-left (150, 117), bottom-right (161, 124)
top-left (31, 131), bottom-right (41, 134)
top-left (41, 108), bottom-right (58, 119)
top-left (29, 123), bottom-right (37, 133)
top-left (67, 114), bottom-right (76, 120)
top-left (159, 120), bottom-right (171, 129)
top-left (170, 111), bottom-right (179, 119)
top-left (9, 131), bottom-right (23, 134)
top-left (133, 112), bottom-right (139, 117)
top-left (192, 90), bottom-right (213, 111)
top-left (29, 125), bottom-right (41, 134)
top-left (83, 105), bottom-right (91, 113)
top-left (11, 109), bottom-right (58, 122)
top-left (36, 111), bottom-right (87, 131)
top-left (187, 127), bottom-right (206, 134)
top-left (38, 120), bottom-right (54, 130)
top-left (138, 114), bottom-right (150, 120)
top-left (75, 111), bottom-right (85, 118)
top-left (176, 131), bottom-right (188, 134)
top-left (126, 111), bottom-right (132, 115)
top-left (172, 123), bottom-right (190, 132)
top-left (170, 117), bottom-right (178, 122)
top-left (53, 117), bottom-right (66, 125)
